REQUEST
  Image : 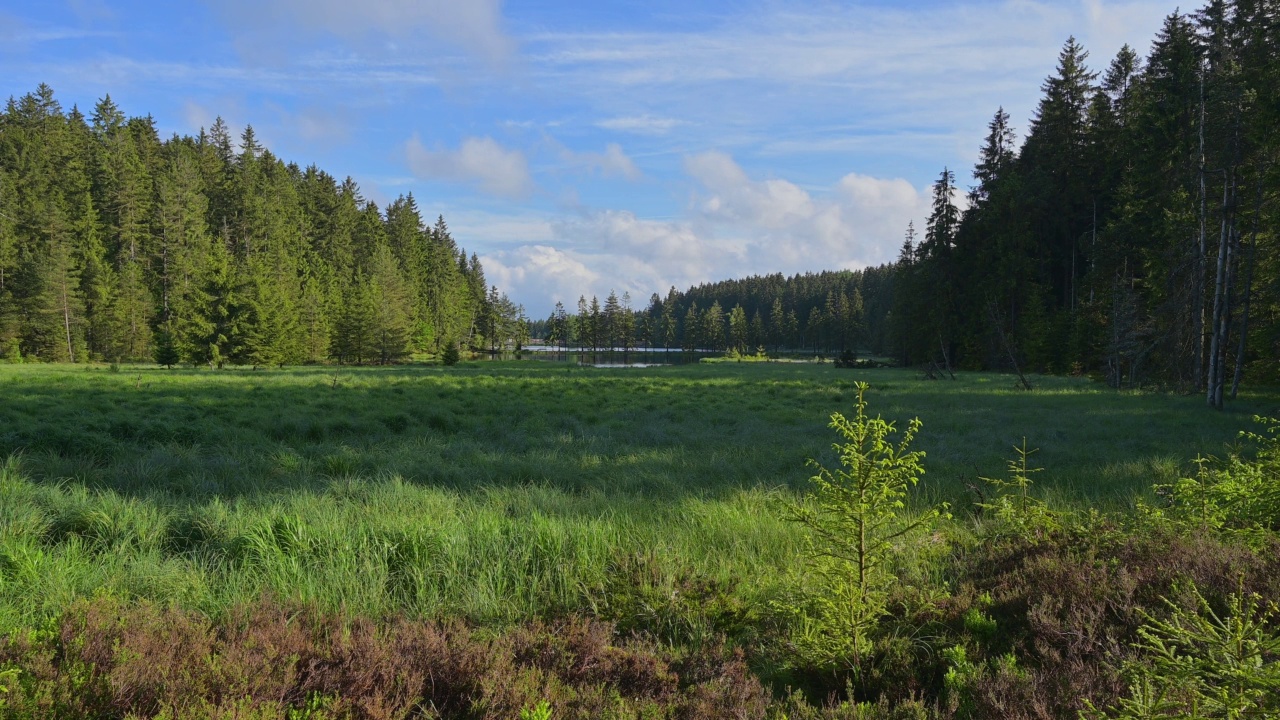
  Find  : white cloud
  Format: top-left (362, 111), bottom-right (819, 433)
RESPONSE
top-left (527, 0), bottom-right (1173, 178)
top-left (596, 115), bottom-right (686, 135)
top-left (482, 245), bottom-right (600, 309)
top-left (684, 152), bottom-right (928, 270)
top-left (206, 0), bottom-right (512, 65)
top-left (405, 136), bottom-right (534, 199)
top-left (685, 151), bottom-right (817, 230)
top-left (484, 154), bottom-right (931, 312)
top-left (557, 143), bottom-right (641, 181)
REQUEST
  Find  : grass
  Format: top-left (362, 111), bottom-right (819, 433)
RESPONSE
top-left (0, 361), bottom-right (1272, 630)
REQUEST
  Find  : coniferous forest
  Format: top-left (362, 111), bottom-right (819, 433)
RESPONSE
top-left (0, 88), bottom-right (527, 368)
top-left (547, 2), bottom-right (1278, 410)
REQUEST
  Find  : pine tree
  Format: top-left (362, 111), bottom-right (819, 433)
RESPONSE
top-left (26, 220), bottom-right (85, 362)
top-left (330, 279), bottom-right (376, 365)
top-left (603, 290), bottom-right (622, 352)
top-left (153, 320), bottom-right (179, 368)
top-left (704, 301), bottom-right (725, 351)
top-left (618, 292), bottom-right (636, 359)
top-left (769, 298), bottom-right (786, 351)
top-left (242, 264), bottom-right (301, 368)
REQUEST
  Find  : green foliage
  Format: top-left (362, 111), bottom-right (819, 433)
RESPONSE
top-left (704, 346), bottom-right (770, 363)
top-left (152, 321), bottom-right (180, 368)
top-left (1087, 583), bottom-right (1280, 720)
top-left (0, 363), bottom-right (1276, 717)
top-left (441, 341), bottom-right (460, 366)
top-left (778, 382), bottom-right (948, 671)
top-left (1142, 416), bottom-right (1280, 538)
top-left (979, 438), bottom-right (1060, 540)
top-left (520, 700), bottom-right (553, 720)
top-left (0, 87), bottom-right (497, 368)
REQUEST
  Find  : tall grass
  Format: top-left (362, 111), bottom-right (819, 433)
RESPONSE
top-left (0, 362), bottom-right (1269, 627)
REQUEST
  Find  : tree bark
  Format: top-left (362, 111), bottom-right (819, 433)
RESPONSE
top-left (1207, 173), bottom-right (1229, 408)
top-left (1230, 169), bottom-right (1266, 399)
top-left (1194, 63), bottom-right (1207, 394)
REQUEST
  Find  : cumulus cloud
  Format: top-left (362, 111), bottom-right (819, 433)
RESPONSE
top-left (405, 136), bottom-right (533, 199)
top-left (684, 151), bottom-right (929, 270)
top-left (206, 0), bottom-right (512, 65)
top-left (477, 153), bottom-right (932, 312)
top-left (685, 151), bottom-right (818, 230)
top-left (481, 245), bottom-right (600, 308)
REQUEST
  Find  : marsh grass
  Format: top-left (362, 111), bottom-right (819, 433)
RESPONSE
top-left (0, 362), bottom-right (1270, 628)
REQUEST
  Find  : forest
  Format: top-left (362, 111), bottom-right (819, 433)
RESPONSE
top-left (0, 89), bottom-right (528, 369)
top-left (544, 0), bottom-right (1278, 410)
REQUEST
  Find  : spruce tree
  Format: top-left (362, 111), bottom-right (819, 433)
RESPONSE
top-left (367, 243), bottom-right (413, 364)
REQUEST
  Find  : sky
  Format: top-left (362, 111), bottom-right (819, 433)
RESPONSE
top-left (1, 0), bottom-right (1177, 314)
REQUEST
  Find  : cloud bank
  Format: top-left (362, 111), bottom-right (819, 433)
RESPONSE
top-left (483, 152), bottom-right (932, 312)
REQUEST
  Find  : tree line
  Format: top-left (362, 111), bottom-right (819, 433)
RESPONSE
top-left (897, 0), bottom-right (1278, 406)
top-left (0, 86), bottom-right (526, 367)
top-left (534, 268), bottom-right (892, 358)
top-left (544, 0), bottom-right (1278, 407)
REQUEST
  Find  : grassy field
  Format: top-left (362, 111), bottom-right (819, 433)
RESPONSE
top-left (0, 360), bottom-right (1270, 632)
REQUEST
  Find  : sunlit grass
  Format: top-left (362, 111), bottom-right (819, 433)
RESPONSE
top-left (0, 361), bottom-right (1271, 629)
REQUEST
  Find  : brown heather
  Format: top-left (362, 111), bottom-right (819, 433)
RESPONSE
top-left (0, 597), bottom-right (768, 720)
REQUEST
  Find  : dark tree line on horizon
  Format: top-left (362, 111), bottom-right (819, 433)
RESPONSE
top-left (896, 1), bottom-right (1278, 407)
top-left (544, 1), bottom-right (1279, 407)
top-left (0, 87), bottom-right (527, 368)
top-left (533, 269), bottom-right (889, 358)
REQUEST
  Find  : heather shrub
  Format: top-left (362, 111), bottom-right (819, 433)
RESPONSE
top-left (0, 597), bottom-right (771, 720)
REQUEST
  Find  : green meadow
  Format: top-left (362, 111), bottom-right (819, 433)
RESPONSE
top-left (0, 361), bottom-right (1268, 630)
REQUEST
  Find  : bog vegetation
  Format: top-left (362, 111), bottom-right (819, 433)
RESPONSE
top-left (0, 362), bottom-right (1277, 718)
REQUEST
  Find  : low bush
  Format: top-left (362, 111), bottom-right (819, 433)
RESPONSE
top-left (0, 597), bottom-right (770, 720)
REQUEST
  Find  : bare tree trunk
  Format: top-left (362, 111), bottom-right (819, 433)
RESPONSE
top-left (938, 332), bottom-right (955, 380)
top-left (1231, 170), bottom-right (1266, 399)
top-left (1215, 218), bottom-right (1238, 410)
top-left (989, 304), bottom-right (1032, 391)
top-left (1207, 173), bottom-right (1229, 408)
top-left (1194, 63), bottom-right (1207, 393)
top-left (61, 278), bottom-right (75, 363)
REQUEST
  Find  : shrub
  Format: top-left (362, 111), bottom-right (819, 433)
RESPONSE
top-left (1086, 582), bottom-right (1280, 719)
top-left (979, 438), bottom-right (1060, 541)
top-left (776, 382), bottom-right (948, 673)
top-left (0, 597), bottom-right (771, 720)
top-left (442, 342), bottom-right (461, 366)
top-left (1141, 416), bottom-right (1280, 540)
top-left (833, 350), bottom-right (858, 368)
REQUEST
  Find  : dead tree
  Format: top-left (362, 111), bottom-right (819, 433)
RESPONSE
top-left (988, 303), bottom-right (1032, 391)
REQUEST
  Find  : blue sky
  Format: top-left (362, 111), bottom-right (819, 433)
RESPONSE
top-left (2, 0), bottom-right (1175, 313)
